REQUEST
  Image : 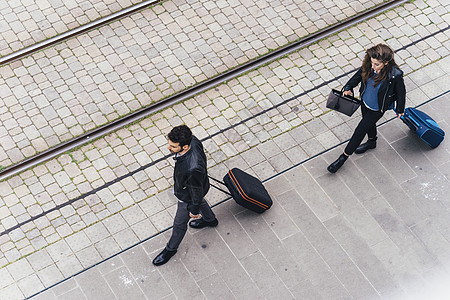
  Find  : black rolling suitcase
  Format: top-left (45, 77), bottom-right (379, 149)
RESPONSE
top-left (401, 107), bottom-right (445, 148)
top-left (222, 168), bottom-right (272, 213)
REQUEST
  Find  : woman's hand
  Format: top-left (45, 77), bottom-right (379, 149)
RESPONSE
top-left (343, 90), bottom-right (353, 96)
top-left (397, 113), bottom-right (404, 119)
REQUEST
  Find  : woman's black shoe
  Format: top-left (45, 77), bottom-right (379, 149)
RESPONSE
top-left (327, 154), bottom-right (348, 173)
top-left (355, 138), bottom-right (377, 154)
top-left (152, 248), bottom-right (177, 266)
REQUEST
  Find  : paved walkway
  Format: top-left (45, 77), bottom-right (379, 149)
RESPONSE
top-left (0, 0), bottom-right (143, 57)
top-left (0, 0), bottom-right (449, 299)
top-left (0, 0), bottom-right (392, 167)
top-left (32, 94), bottom-right (450, 299)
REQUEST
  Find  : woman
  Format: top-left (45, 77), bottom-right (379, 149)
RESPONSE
top-left (327, 43), bottom-right (406, 173)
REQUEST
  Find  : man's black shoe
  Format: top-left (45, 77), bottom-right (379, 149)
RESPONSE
top-left (355, 138), bottom-right (377, 154)
top-left (152, 248), bottom-right (177, 266)
top-left (189, 218), bottom-right (218, 229)
top-left (327, 154), bottom-right (348, 173)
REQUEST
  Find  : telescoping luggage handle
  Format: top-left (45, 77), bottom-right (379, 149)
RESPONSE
top-left (396, 110), bottom-right (419, 131)
top-left (208, 175), bottom-right (232, 196)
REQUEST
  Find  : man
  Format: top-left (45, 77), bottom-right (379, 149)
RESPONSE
top-left (152, 125), bottom-right (218, 266)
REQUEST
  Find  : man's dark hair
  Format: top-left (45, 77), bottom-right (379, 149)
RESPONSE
top-left (168, 125), bottom-right (192, 147)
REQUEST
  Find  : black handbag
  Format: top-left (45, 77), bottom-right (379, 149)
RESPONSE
top-left (326, 89), bottom-right (361, 116)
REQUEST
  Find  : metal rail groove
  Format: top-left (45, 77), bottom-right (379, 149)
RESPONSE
top-left (0, 0), bottom-right (162, 65)
top-left (0, 0), bottom-right (408, 182)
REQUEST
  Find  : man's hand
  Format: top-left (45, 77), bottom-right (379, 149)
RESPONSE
top-left (189, 213), bottom-right (201, 219)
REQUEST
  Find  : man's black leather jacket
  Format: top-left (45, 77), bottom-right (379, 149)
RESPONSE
top-left (173, 136), bottom-right (209, 215)
top-left (344, 66), bottom-right (406, 114)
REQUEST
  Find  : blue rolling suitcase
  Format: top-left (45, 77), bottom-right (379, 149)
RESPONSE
top-left (401, 107), bottom-right (445, 148)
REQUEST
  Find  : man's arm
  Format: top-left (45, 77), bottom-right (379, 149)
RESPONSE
top-left (185, 171), bottom-right (204, 215)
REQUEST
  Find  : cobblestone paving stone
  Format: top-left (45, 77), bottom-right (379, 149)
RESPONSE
top-left (0, 0), bottom-right (450, 298)
top-left (0, 0), bottom-right (390, 168)
top-left (0, 0), bottom-right (144, 57)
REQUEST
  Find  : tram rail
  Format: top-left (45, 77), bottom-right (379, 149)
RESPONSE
top-left (3, 7), bottom-right (449, 239)
top-left (0, 0), bottom-right (408, 182)
top-left (0, 0), bottom-right (162, 65)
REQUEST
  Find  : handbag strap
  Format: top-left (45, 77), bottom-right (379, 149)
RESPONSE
top-left (339, 88), bottom-right (360, 104)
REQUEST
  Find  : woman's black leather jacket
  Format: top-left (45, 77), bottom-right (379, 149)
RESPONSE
top-left (173, 136), bottom-right (209, 215)
top-left (344, 66), bottom-right (406, 113)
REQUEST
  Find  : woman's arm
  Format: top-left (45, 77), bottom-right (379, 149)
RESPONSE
top-left (343, 68), bottom-right (363, 96)
top-left (394, 74), bottom-right (406, 114)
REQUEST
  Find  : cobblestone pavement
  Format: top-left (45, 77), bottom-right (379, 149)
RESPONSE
top-left (0, 0), bottom-right (449, 298)
top-left (0, 0), bottom-right (390, 168)
top-left (0, 0), bottom-right (143, 57)
top-left (32, 94), bottom-right (450, 299)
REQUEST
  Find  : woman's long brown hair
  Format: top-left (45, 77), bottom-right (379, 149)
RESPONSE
top-left (361, 44), bottom-right (399, 86)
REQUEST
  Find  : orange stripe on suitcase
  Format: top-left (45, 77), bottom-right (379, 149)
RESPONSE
top-left (228, 170), bottom-right (269, 209)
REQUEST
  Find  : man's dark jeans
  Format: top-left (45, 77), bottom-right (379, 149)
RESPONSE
top-left (166, 199), bottom-right (216, 251)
